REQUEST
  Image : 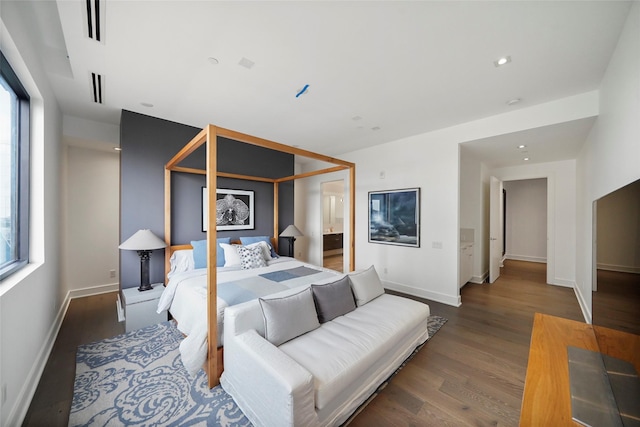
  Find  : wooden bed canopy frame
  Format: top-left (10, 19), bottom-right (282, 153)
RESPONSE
top-left (164, 124), bottom-right (356, 388)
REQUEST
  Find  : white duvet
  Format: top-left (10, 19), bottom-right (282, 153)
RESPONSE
top-left (157, 257), bottom-right (341, 375)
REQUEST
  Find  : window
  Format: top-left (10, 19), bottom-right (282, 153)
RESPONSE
top-left (0, 51), bottom-right (30, 280)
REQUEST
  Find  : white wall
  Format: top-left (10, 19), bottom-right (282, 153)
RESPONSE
top-left (296, 91), bottom-right (598, 308)
top-left (459, 147), bottom-right (486, 283)
top-left (63, 145), bottom-right (120, 297)
top-left (0, 3), bottom-right (64, 425)
top-left (337, 136), bottom-right (461, 306)
top-left (503, 179), bottom-right (547, 263)
top-left (576, 2), bottom-right (640, 322)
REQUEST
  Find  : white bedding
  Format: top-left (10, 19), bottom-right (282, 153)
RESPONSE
top-left (157, 257), bottom-right (341, 375)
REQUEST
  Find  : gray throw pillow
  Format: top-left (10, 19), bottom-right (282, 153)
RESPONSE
top-left (311, 276), bottom-right (356, 323)
top-left (259, 287), bottom-right (320, 346)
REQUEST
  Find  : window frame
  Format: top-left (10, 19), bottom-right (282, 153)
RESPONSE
top-left (0, 50), bottom-right (30, 281)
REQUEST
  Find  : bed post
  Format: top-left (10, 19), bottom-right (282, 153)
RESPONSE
top-left (206, 125), bottom-right (219, 388)
top-left (349, 164), bottom-right (356, 272)
top-left (164, 168), bottom-right (172, 282)
top-left (273, 182), bottom-right (279, 252)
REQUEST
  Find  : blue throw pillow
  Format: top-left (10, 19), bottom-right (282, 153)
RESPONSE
top-left (191, 237), bottom-right (231, 268)
top-left (240, 236), bottom-right (279, 258)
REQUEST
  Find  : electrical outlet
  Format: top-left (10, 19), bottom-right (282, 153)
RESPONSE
top-left (383, 267), bottom-right (388, 274)
top-left (109, 269), bottom-right (116, 278)
top-left (432, 241), bottom-right (443, 249)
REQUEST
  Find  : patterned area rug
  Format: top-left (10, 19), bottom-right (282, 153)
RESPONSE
top-left (69, 316), bottom-right (447, 426)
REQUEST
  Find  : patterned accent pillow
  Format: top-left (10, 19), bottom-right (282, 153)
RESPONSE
top-left (237, 245), bottom-right (267, 270)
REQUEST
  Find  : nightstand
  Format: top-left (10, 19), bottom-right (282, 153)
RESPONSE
top-left (121, 284), bottom-right (167, 332)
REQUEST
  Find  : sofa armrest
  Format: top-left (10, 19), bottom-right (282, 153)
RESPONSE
top-left (221, 329), bottom-right (319, 427)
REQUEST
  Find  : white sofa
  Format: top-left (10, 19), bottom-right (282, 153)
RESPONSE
top-left (220, 266), bottom-right (431, 427)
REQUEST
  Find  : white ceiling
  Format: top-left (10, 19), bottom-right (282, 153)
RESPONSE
top-left (18, 1), bottom-right (633, 166)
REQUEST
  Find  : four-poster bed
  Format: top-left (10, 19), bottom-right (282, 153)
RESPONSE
top-left (163, 125), bottom-right (356, 387)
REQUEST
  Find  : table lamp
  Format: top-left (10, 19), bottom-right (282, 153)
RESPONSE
top-left (119, 229), bottom-right (167, 291)
top-left (280, 224), bottom-right (303, 258)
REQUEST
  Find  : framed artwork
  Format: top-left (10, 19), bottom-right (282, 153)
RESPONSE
top-left (368, 188), bottom-right (420, 247)
top-left (202, 187), bottom-right (255, 231)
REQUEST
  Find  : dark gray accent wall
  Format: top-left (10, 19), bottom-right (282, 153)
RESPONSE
top-left (120, 110), bottom-right (294, 289)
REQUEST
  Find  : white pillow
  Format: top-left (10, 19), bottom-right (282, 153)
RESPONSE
top-left (219, 243), bottom-right (242, 267)
top-left (348, 265), bottom-right (385, 306)
top-left (168, 249), bottom-right (194, 278)
top-left (259, 287), bottom-right (320, 346)
top-left (246, 241), bottom-right (273, 261)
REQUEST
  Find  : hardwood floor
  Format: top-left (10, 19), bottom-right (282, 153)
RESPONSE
top-left (22, 292), bottom-right (124, 427)
top-left (351, 259), bottom-right (584, 427)
top-left (24, 260), bottom-right (585, 426)
top-left (324, 253), bottom-right (344, 272)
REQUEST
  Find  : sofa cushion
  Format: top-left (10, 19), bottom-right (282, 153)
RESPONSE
top-left (311, 276), bottom-right (356, 323)
top-left (278, 294), bottom-right (430, 410)
top-left (348, 265), bottom-right (385, 306)
top-left (259, 287), bottom-right (320, 346)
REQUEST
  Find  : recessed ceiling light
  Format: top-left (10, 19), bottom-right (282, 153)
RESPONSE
top-left (507, 98), bottom-right (521, 106)
top-left (141, 102), bottom-right (153, 108)
top-left (207, 57), bottom-right (219, 65)
top-left (518, 144), bottom-right (527, 149)
top-left (371, 126), bottom-right (381, 131)
top-left (494, 55), bottom-right (512, 67)
top-left (523, 157), bottom-right (530, 161)
top-left (114, 147), bottom-right (122, 151)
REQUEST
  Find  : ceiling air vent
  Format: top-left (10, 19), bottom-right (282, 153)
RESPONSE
top-left (85, 0), bottom-right (103, 42)
top-left (90, 72), bottom-right (104, 104)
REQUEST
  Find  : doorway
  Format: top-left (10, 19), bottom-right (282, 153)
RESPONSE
top-left (321, 180), bottom-right (344, 272)
top-left (492, 177), bottom-right (548, 282)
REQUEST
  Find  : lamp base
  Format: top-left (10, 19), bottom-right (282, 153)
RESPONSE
top-left (287, 237), bottom-right (296, 258)
top-left (138, 283), bottom-right (153, 292)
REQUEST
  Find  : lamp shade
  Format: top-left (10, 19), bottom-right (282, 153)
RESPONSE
top-left (280, 224), bottom-right (304, 238)
top-left (119, 229), bottom-right (167, 251)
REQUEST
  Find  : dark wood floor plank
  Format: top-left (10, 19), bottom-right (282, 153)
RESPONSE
top-left (22, 292), bottom-right (124, 427)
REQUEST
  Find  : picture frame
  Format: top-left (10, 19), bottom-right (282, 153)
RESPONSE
top-left (368, 188), bottom-right (420, 247)
top-left (202, 187), bottom-right (255, 231)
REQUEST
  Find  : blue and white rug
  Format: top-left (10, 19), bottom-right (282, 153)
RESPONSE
top-left (69, 321), bottom-right (249, 427)
top-left (69, 316), bottom-right (447, 426)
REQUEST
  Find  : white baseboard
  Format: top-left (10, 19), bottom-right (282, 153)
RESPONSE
top-left (547, 278), bottom-right (575, 288)
top-left (596, 263), bottom-right (640, 274)
top-left (8, 291), bottom-right (71, 427)
top-left (383, 280), bottom-right (461, 307)
top-left (471, 271), bottom-right (488, 284)
top-left (69, 282), bottom-right (119, 300)
top-left (505, 254), bottom-right (547, 264)
top-left (9, 283), bottom-right (119, 426)
top-left (573, 282), bottom-right (592, 324)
